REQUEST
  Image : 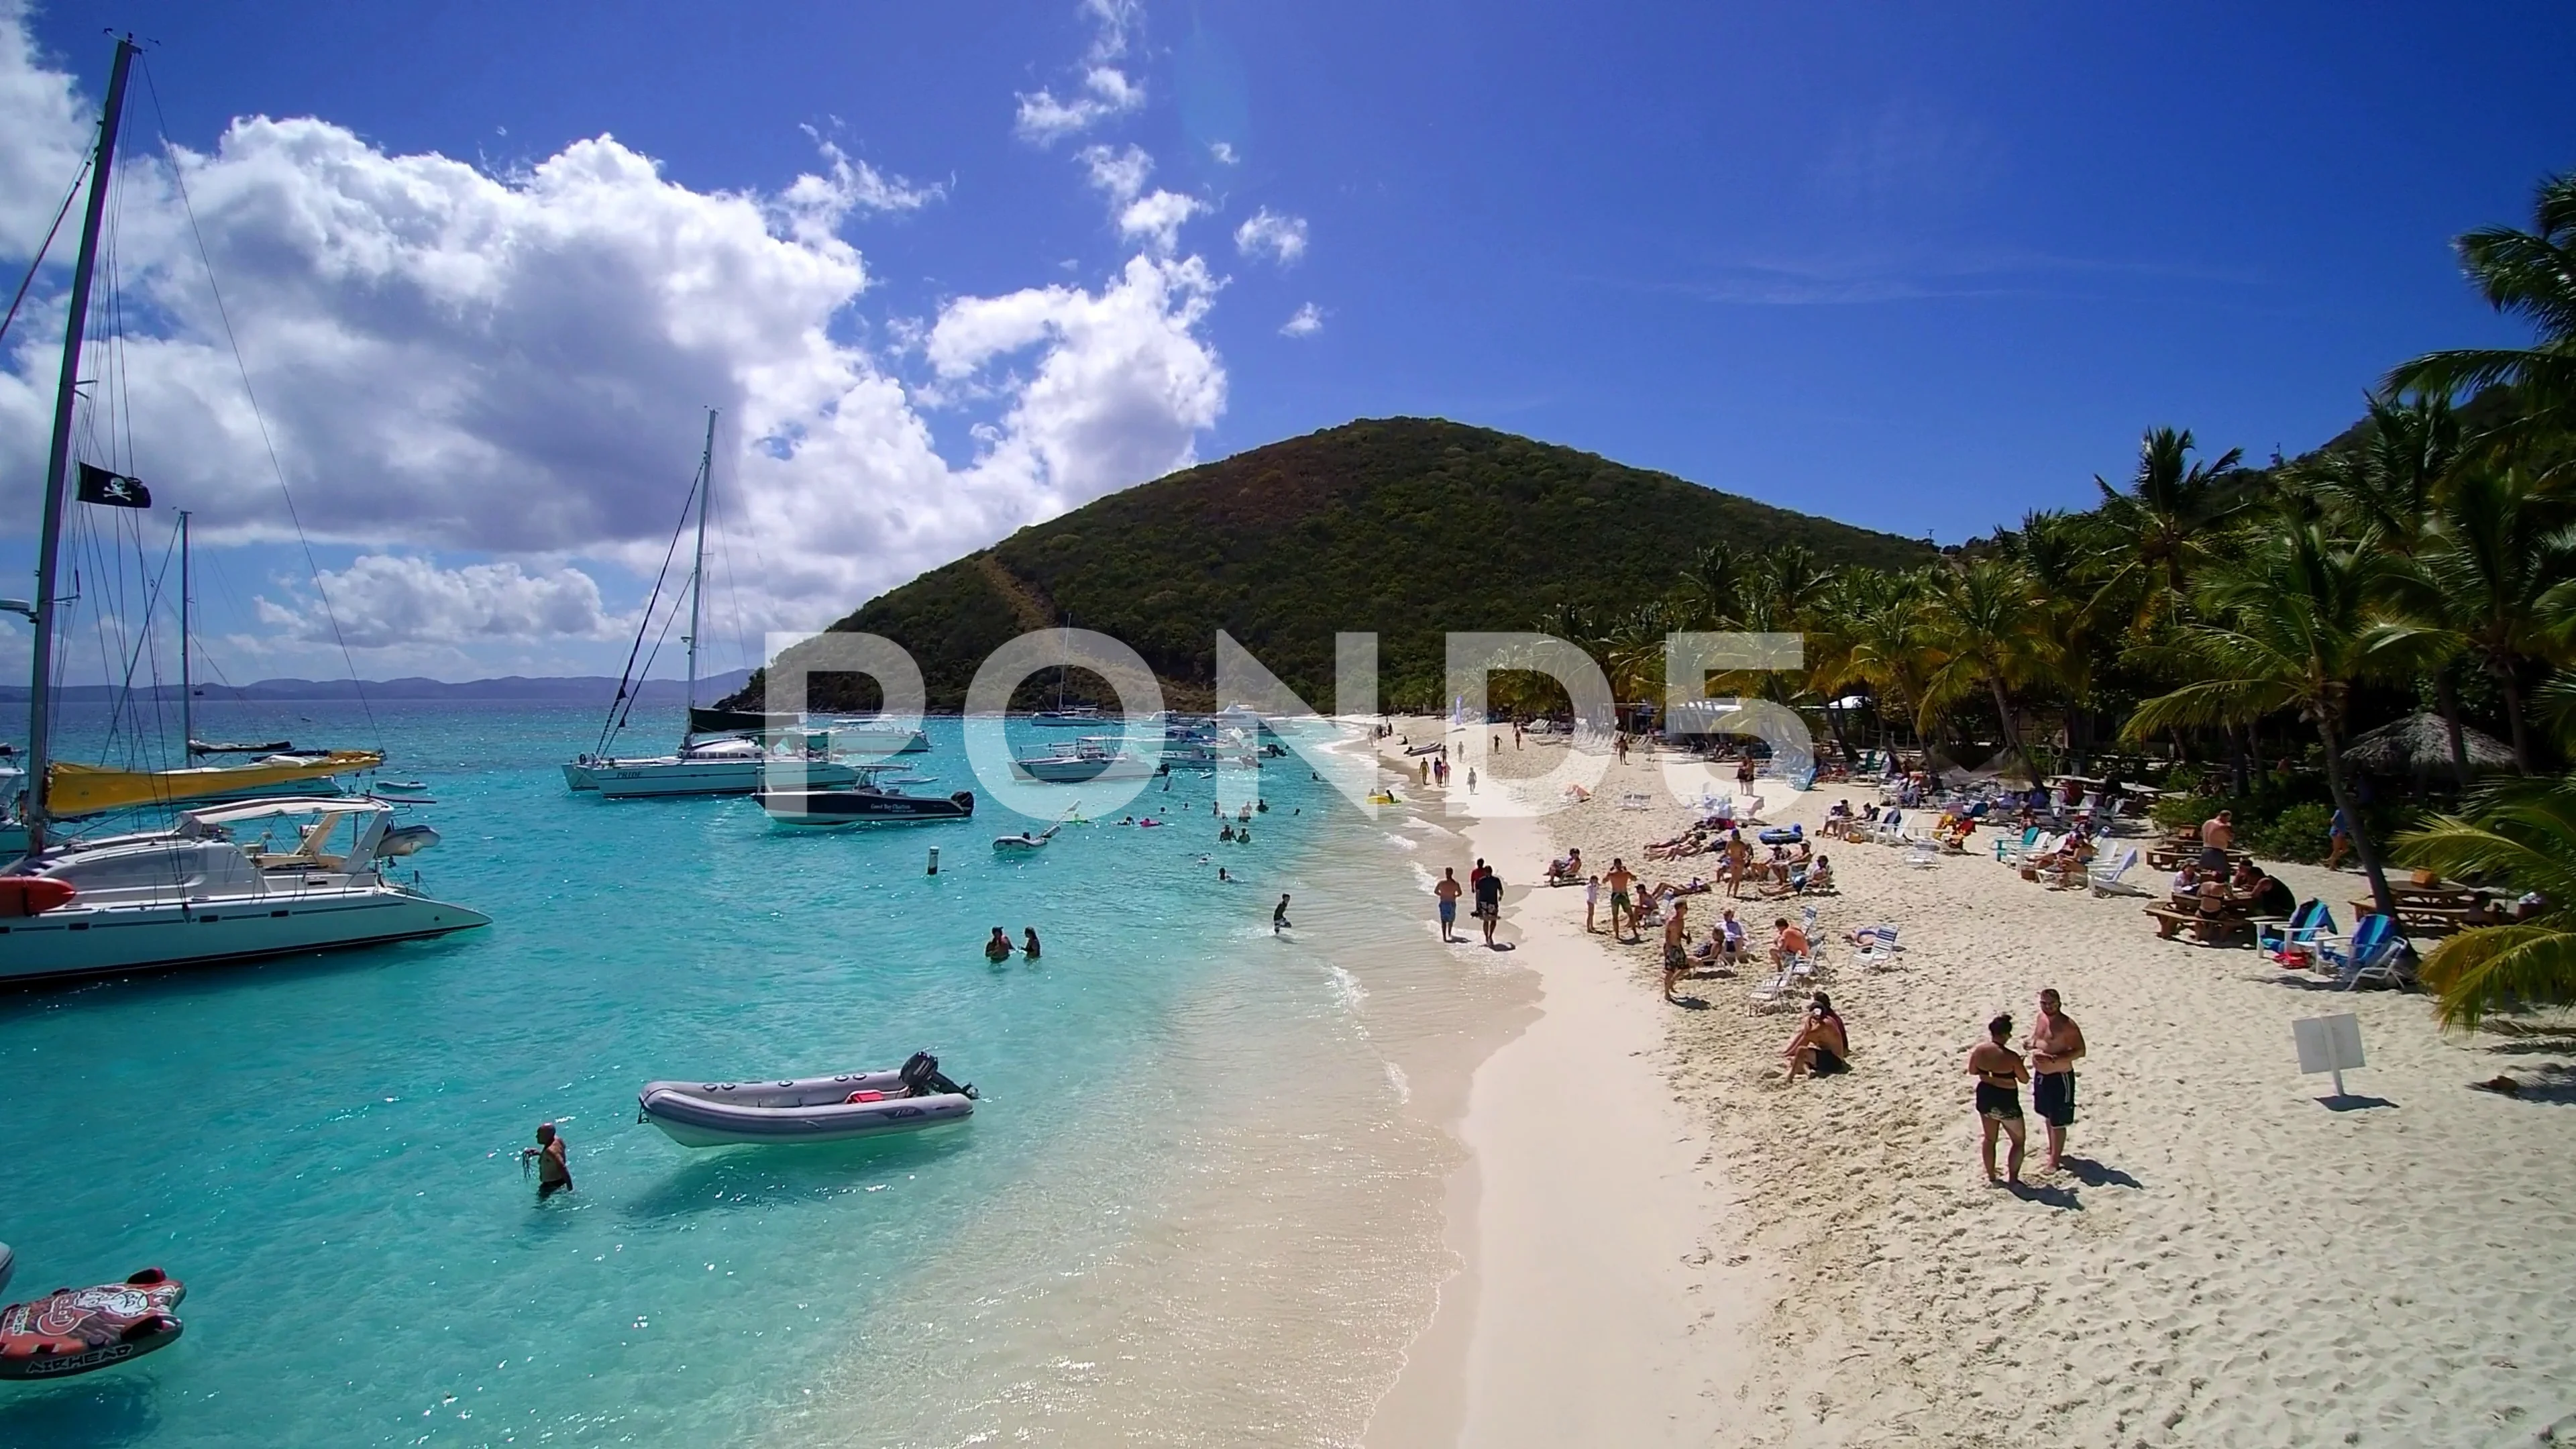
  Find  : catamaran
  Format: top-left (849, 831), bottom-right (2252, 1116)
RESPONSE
top-left (0, 37), bottom-right (486, 983)
top-left (564, 413), bottom-right (863, 799)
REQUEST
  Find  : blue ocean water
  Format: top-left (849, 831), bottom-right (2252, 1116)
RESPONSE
top-left (0, 702), bottom-right (1462, 1448)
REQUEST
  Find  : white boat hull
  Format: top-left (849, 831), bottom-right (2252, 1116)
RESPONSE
top-left (590, 757), bottom-right (861, 799)
top-left (1009, 756), bottom-right (1159, 784)
top-left (560, 762), bottom-right (598, 791)
top-left (0, 886), bottom-right (490, 985)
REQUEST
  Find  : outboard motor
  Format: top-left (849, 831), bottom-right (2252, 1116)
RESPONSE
top-left (951, 791), bottom-right (977, 816)
top-left (899, 1051), bottom-right (977, 1099)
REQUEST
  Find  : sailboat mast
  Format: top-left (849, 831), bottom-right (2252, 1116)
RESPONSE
top-left (24, 35), bottom-right (138, 853)
top-left (683, 409), bottom-right (716, 734)
top-left (178, 511), bottom-right (193, 753)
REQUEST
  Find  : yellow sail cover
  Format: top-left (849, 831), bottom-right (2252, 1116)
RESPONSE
top-left (47, 751), bottom-right (385, 816)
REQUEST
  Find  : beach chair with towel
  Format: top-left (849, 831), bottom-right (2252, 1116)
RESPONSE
top-left (2257, 901), bottom-right (2333, 966)
top-left (1994, 825), bottom-right (2040, 862)
top-left (1851, 924), bottom-right (1900, 971)
top-left (2318, 914), bottom-right (2412, 991)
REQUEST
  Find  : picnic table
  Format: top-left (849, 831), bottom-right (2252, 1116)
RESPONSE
top-left (2148, 843), bottom-right (2253, 873)
top-left (2351, 884), bottom-right (2491, 939)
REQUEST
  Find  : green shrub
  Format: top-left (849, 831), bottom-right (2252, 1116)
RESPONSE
top-left (2248, 802), bottom-right (2334, 863)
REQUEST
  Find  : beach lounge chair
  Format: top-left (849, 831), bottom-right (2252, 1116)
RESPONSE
top-left (1747, 968), bottom-right (1796, 1012)
top-left (1994, 825), bottom-right (2040, 862)
top-left (2087, 846), bottom-right (2143, 897)
top-left (2257, 901), bottom-right (2332, 965)
top-left (1851, 924), bottom-right (1900, 971)
top-left (1868, 809), bottom-right (1905, 845)
top-left (2318, 915), bottom-right (2410, 990)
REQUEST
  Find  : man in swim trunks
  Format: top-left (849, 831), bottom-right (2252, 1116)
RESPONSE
top-left (2024, 989), bottom-right (2084, 1171)
top-left (1436, 867), bottom-right (1463, 943)
top-left (1274, 894), bottom-right (1293, 933)
top-left (1604, 858), bottom-right (1636, 941)
top-left (523, 1122), bottom-right (572, 1201)
top-left (1968, 1014), bottom-right (2030, 1185)
top-left (1661, 899), bottom-right (1692, 1002)
top-left (1473, 865), bottom-right (1505, 947)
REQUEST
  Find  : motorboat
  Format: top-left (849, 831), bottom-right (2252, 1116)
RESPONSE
top-left (992, 822), bottom-right (1062, 851)
top-left (374, 779), bottom-right (431, 794)
top-left (638, 1053), bottom-right (976, 1147)
top-left (754, 771), bottom-right (974, 828)
top-left (0, 798), bottom-right (490, 985)
top-left (0, 1267), bottom-right (186, 1380)
top-left (1010, 737), bottom-right (1159, 784)
top-left (828, 715), bottom-right (932, 754)
top-left (1028, 705), bottom-right (1108, 728)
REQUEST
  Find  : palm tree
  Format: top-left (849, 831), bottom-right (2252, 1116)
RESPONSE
top-left (2125, 526), bottom-right (2407, 918)
top-left (1915, 557), bottom-right (2055, 772)
top-left (2387, 170), bottom-right (2576, 462)
top-left (2009, 510), bottom-right (2116, 770)
top-left (2090, 427), bottom-right (2251, 631)
top-left (2375, 467), bottom-right (2576, 772)
top-left (1805, 568), bottom-right (1935, 760)
top-left (2393, 773), bottom-right (2576, 1030)
top-left (1675, 542), bottom-right (1750, 630)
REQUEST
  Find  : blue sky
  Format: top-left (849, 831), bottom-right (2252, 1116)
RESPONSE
top-left (3, 0), bottom-right (2572, 683)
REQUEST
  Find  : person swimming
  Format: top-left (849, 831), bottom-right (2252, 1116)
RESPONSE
top-left (1218, 865), bottom-right (1231, 881)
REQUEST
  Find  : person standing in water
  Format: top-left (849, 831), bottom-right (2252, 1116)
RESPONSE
top-left (1435, 867), bottom-right (1464, 943)
top-left (1473, 863), bottom-right (1505, 947)
top-left (1273, 894), bottom-right (1293, 932)
top-left (1022, 928), bottom-right (1043, 961)
top-left (2024, 989), bottom-right (2084, 1171)
top-left (985, 927), bottom-right (1014, 963)
top-left (523, 1122), bottom-right (572, 1201)
top-left (1968, 1014), bottom-right (2030, 1186)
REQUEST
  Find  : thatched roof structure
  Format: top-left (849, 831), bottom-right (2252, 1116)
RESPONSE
top-left (2341, 712), bottom-right (2514, 782)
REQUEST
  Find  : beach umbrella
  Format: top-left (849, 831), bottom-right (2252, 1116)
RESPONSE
top-left (2339, 712), bottom-right (2513, 783)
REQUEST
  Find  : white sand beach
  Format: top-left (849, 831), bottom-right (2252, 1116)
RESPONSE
top-left (1368, 724), bottom-right (2576, 1448)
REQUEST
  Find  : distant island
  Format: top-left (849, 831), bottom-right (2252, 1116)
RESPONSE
top-left (3, 667), bottom-right (757, 706)
top-left (728, 417), bottom-right (1933, 712)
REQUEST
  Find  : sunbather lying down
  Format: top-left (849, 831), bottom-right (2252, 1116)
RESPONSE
top-left (1644, 830), bottom-right (1711, 860)
top-left (1646, 877), bottom-right (1711, 900)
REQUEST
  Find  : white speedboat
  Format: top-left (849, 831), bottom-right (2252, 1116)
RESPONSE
top-left (638, 1053), bottom-right (976, 1147)
top-left (828, 716), bottom-right (932, 754)
top-left (0, 798), bottom-right (489, 985)
top-left (1009, 737), bottom-right (1159, 784)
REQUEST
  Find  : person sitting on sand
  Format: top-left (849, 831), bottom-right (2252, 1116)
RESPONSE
top-left (1783, 992), bottom-right (1850, 1081)
top-left (985, 927), bottom-right (1014, 963)
top-left (1546, 848), bottom-right (1583, 883)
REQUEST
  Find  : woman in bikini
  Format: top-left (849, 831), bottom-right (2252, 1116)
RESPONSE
top-left (1967, 1014), bottom-right (2030, 1185)
top-left (1783, 993), bottom-right (1850, 1081)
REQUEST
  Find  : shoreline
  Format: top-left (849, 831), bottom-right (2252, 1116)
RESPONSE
top-left (1364, 724), bottom-right (1756, 1447)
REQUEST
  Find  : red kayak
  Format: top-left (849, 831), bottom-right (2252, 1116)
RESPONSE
top-left (0, 1269), bottom-right (186, 1379)
top-left (0, 877), bottom-right (76, 918)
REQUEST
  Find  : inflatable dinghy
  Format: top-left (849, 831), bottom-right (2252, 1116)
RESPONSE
top-left (639, 1052), bottom-right (976, 1148)
top-left (0, 1268), bottom-right (185, 1380)
top-left (1757, 824), bottom-right (1804, 845)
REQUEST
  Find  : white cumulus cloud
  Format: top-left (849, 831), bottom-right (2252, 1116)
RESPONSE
top-left (254, 556), bottom-right (625, 649)
top-left (1234, 207), bottom-right (1308, 266)
top-left (0, 5), bottom-right (1228, 655)
top-left (1208, 141), bottom-right (1238, 166)
top-left (1279, 303), bottom-right (1324, 337)
top-left (1012, 3), bottom-right (1148, 146)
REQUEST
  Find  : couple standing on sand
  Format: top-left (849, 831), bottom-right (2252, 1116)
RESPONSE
top-left (1434, 861), bottom-right (1505, 946)
top-left (1966, 989), bottom-right (2086, 1185)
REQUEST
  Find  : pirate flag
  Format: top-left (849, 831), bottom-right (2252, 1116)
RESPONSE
top-left (75, 463), bottom-right (151, 508)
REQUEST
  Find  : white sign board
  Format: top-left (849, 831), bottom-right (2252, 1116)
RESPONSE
top-left (2293, 1013), bottom-right (2367, 1096)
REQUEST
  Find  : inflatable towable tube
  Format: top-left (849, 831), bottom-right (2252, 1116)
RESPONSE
top-left (0, 1268), bottom-right (186, 1379)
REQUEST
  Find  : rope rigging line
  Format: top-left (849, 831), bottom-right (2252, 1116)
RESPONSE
top-left (140, 56), bottom-right (382, 753)
top-left (0, 156), bottom-right (88, 352)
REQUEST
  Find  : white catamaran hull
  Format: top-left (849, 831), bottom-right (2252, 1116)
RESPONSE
top-left (0, 888), bottom-right (489, 985)
top-left (589, 757), bottom-right (862, 799)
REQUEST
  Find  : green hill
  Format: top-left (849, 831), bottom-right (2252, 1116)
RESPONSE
top-left (731, 417), bottom-right (1933, 712)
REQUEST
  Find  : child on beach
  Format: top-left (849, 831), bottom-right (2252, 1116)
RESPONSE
top-left (1584, 874), bottom-right (1602, 932)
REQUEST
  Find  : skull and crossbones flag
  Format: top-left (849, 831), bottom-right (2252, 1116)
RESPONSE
top-left (74, 462), bottom-right (152, 508)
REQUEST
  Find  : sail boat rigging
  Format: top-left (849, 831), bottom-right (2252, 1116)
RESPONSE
top-left (562, 412), bottom-right (860, 799)
top-left (0, 36), bottom-right (486, 983)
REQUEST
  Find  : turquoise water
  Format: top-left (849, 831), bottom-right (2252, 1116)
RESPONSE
top-left (0, 703), bottom-right (1467, 1448)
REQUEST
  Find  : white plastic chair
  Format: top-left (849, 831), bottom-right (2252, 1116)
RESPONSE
top-left (2087, 846), bottom-right (2144, 896)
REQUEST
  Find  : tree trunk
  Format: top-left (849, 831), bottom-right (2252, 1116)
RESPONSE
top-left (2068, 705), bottom-right (2092, 775)
top-left (2432, 668), bottom-right (2473, 793)
top-left (2226, 724), bottom-right (2250, 797)
top-left (1987, 677), bottom-right (2027, 769)
top-left (1823, 700), bottom-right (1856, 767)
top-left (2320, 714), bottom-right (2398, 920)
top-left (2500, 663), bottom-right (2537, 774)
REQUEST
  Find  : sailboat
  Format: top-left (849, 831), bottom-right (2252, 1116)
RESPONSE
top-left (0, 37), bottom-right (488, 985)
top-left (564, 413), bottom-right (862, 800)
top-left (1027, 614), bottom-right (1112, 727)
